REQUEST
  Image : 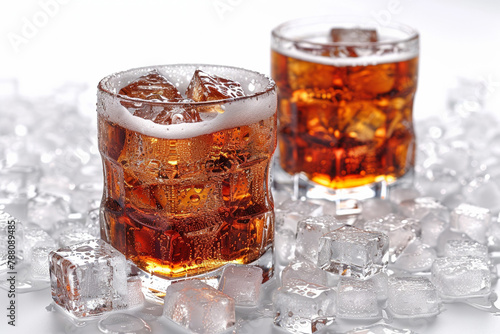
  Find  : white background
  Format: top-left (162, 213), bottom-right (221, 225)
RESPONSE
top-left (1, 1), bottom-right (500, 333)
top-left (0, 0), bottom-right (499, 119)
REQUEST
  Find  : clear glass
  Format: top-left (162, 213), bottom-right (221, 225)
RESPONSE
top-left (271, 16), bottom-right (419, 206)
top-left (97, 64), bottom-right (277, 302)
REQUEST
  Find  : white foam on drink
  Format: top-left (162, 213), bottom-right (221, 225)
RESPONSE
top-left (98, 64), bottom-right (277, 140)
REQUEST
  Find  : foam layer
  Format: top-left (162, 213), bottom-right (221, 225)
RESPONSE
top-left (97, 64), bottom-right (277, 140)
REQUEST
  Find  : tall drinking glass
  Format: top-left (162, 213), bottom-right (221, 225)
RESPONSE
top-left (97, 64), bottom-right (277, 300)
top-left (271, 17), bottom-right (419, 205)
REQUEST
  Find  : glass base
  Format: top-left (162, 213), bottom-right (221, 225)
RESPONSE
top-left (273, 161), bottom-right (414, 216)
top-left (137, 246), bottom-right (274, 304)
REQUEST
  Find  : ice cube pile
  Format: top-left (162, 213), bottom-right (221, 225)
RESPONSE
top-left (1, 73), bottom-right (500, 334)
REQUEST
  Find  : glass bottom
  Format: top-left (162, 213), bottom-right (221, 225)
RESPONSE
top-left (137, 246), bottom-right (274, 304)
top-left (273, 158), bottom-right (414, 215)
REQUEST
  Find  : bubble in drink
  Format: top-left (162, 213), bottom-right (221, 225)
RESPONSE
top-left (98, 65), bottom-right (277, 283)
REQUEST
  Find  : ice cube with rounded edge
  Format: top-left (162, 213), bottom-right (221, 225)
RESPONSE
top-left (317, 225), bottom-right (388, 279)
top-left (450, 203), bottom-right (491, 244)
top-left (49, 239), bottom-right (129, 319)
top-left (330, 28), bottom-right (378, 43)
top-left (272, 281), bottom-right (335, 334)
top-left (126, 276), bottom-right (145, 308)
top-left (275, 198), bottom-right (323, 233)
top-left (30, 246), bottom-right (53, 281)
top-left (186, 69), bottom-right (245, 102)
top-left (23, 224), bottom-right (57, 263)
top-left (436, 227), bottom-right (472, 256)
top-left (387, 276), bottom-right (440, 318)
top-left (275, 228), bottom-right (296, 265)
top-left (393, 239), bottom-right (436, 273)
top-left (345, 323), bottom-right (416, 334)
top-left (360, 198), bottom-right (397, 221)
top-left (27, 192), bottom-right (71, 231)
top-left (218, 264), bottom-right (263, 307)
top-left (163, 279), bottom-right (235, 334)
top-left (336, 277), bottom-right (380, 319)
top-left (431, 256), bottom-right (491, 299)
top-left (399, 197), bottom-right (449, 221)
top-left (118, 70), bottom-right (201, 125)
top-left (388, 187), bottom-right (421, 205)
top-left (295, 215), bottom-right (345, 263)
top-left (443, 239), bottom-right (489, 260)
top-left (419, 212), bottom-right (449, 248)
top-left (362, 213), bottom-right (420, 263)
top-left (281, 260), bottom-right (328, 287)
top-left (119, 70), bottom-right (183, 101)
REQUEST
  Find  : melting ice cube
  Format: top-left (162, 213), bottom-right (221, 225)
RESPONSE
top-left (218, 264), bottom-right (263, 307)
top-left (163, 279), bottom-right (235, 334)
top-left (119, 70), bottom-right (183, 101)
top-left (272, 281), bottom-right (335, 334)
top-left (336, 277), bottom-right (380, 319)
top-left (49, 239), bottom-right (129, 319)
top-left (387, 276), bottom-right (441, 318)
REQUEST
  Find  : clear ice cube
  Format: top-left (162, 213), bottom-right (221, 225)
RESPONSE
top-left (387, 276), bottom-right (440, 318)
top-left (276, 198), bottom-right (323, 233)
top-left (272, 281), bottom-right (335, 334)
top-left (360, 198), bottom-right (397, 221)
top-left (362, 213), bottom-right (420, 263)
top-left (49, 239), bottom-right (129, 319)
top-left (119, 70), bottom-right (183, 101)
top-left (23, 224), bottom-right (57, 263)
top-left (295, 215), bottom-right (345, 263)
top-left (443, 239), bottom-right (489, 260)
top-left (419, 212), bottom-right (449, 248)
top-left (317, 226), bottom-right (388, 279)
top-left (27, 192), bottom-right (71, 231)
top-left (30, 246), bottom-right (52, 281)
top-left (431, 256), bottom-right (491, 299)
top-left (281, 260), bottom-right (328, 287)
top-left (450, 203), bottom-right (491, 244)
top-left (218, 264), bottom-right (263, 306)
top-left (336, 277), bottom-right (380, 319)
top-left (163, 280), bottom-right (235, 334)
top-left (393, 240), bottom-right (436, 273)
top-left (400, 197), bottom-right (449, 221)
top-left (186, 69), bottom-right (245, 102)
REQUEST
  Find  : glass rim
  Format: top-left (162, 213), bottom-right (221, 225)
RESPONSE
top-left (98, 63), bottom-right (276, 107)
top-left (271, 15), bottom-right (419, 47)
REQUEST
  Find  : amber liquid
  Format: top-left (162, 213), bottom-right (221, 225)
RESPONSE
top-left (272, 50), bottom-right (418, 189)
top-left (98, 114), bottom-right (276, 278)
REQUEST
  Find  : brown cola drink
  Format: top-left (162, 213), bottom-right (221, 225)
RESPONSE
top-left (97, 65), bottom-right (277, 287)
top-left (272, 18), bottom-right (419, 195)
